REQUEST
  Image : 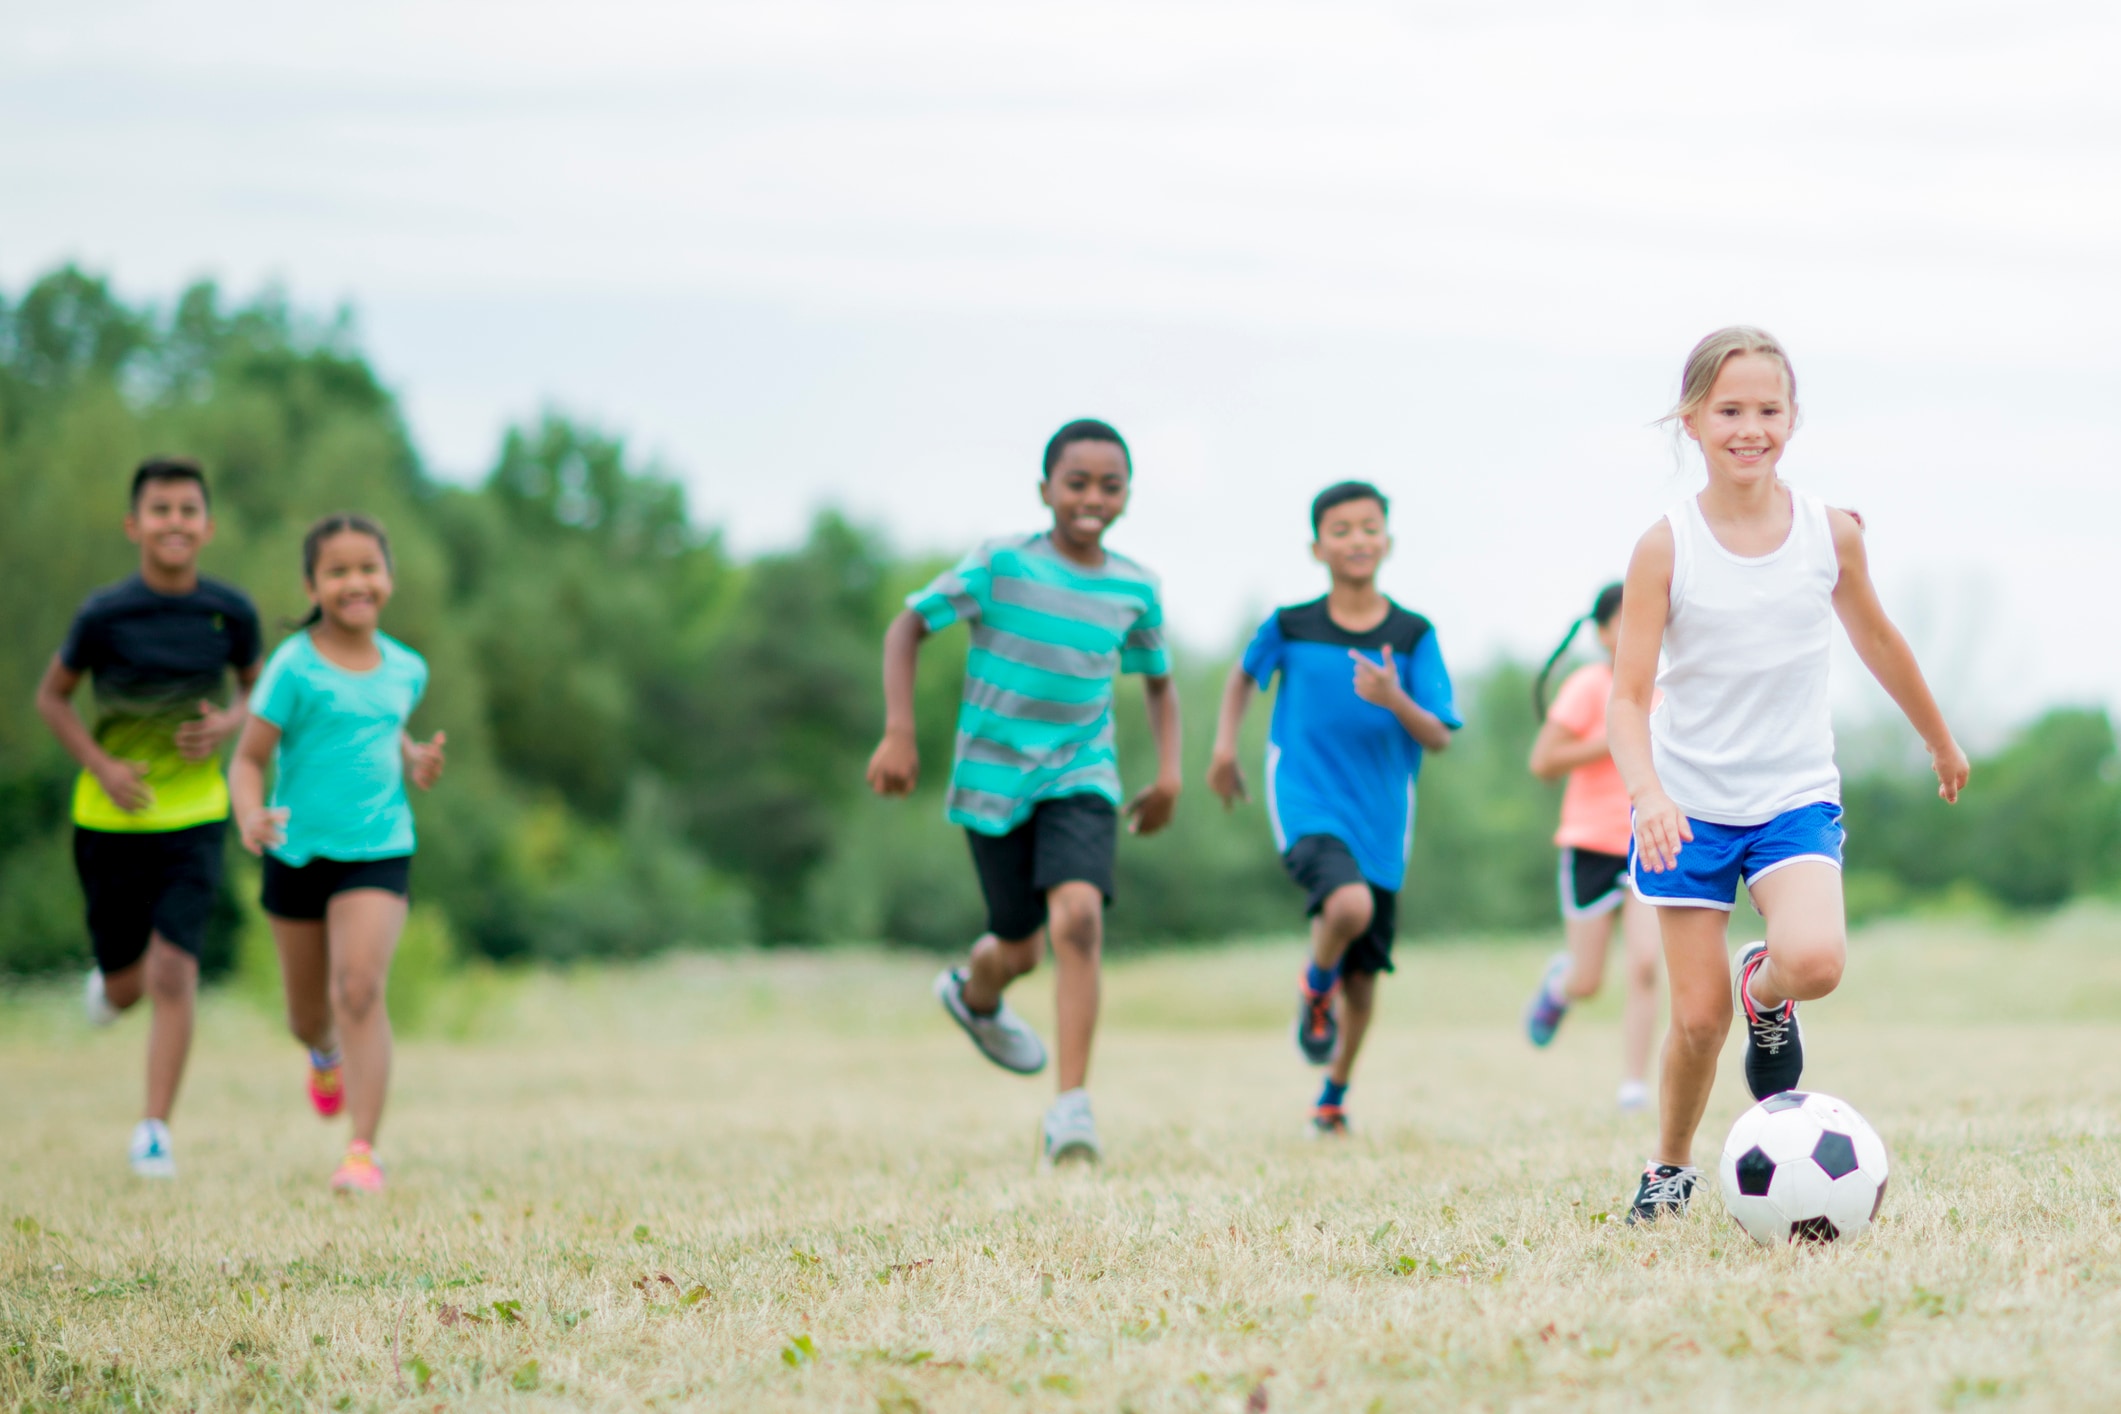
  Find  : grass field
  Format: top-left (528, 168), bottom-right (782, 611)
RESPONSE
top-left (6, 909), bottom-right (2121, 1412)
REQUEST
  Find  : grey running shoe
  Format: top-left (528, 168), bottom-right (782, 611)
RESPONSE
top-left (1624, 1162), bottom-right (1699, 1224)
top-left (129, 1119), bottom-right (175, 1179)
top-left (934, 967), bottom-right (1047, 1075)
top-left (1733, 941), bottom-right (1804, 1100)
top-left (85, 969), bottom-right (119, 1027)
top-left (1042, 1089), bottom-right (1101, 1166)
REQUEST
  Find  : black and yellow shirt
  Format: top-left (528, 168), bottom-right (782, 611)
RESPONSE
top-left (60, 574), bottom-right (263, 833)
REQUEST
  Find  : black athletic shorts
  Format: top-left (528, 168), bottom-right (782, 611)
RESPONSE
top-left (73, 821), bottom-right (226, 972)
top-left (1281, 833), bottom-right (1398, 976)
top-left (261, 855), bottom-right (412, 921)
top-left (965, 794), bottom-right (1117, 941)
top-left (1559, 847), bottom-right (1629, 919)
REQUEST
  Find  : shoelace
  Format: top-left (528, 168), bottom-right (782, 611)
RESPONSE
top-left (1749, 1006), bottom-right (1793, 1054)
top-left (1638, 1166), bottom-right (1696, 1209)
top-left (1305, 993), bottom-right (1333, 1037)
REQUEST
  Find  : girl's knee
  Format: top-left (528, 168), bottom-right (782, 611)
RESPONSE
top-left (331, 970), bottom-right (387, 1024)
top-left (1765, 935), bottom-right (1845, 999)
top-left (1668, 1000), bottom-right (1731, 1052)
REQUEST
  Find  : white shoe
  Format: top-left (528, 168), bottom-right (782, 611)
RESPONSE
top-left (1616, 1079), bottom-right (1650, 1113)
top-left (129, 1119), bottom-right (175, 1179)
top-left (1041, 1089), bottom-right (1101, 1166)
top-left (85, 970), bottom-right (119, 1027)
top-left (934, 968), bottom-right (1047, 1075)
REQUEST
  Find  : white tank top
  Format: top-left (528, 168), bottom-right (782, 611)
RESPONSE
top-left (1650, 484), bottom-right (1841, 826)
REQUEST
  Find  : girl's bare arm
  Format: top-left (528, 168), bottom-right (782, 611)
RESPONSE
top-left (1827, 510), bottom-right (1968, 803)
top-left (228, 716), bottom-right (285, 855)
top-left (1527, 716), bottom-right (1608, 782)
top-left (1610, 521), bottom-right (1688, 871)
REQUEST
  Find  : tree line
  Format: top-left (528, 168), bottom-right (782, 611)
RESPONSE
top-left (0, 266), bottom-right (2112, 976)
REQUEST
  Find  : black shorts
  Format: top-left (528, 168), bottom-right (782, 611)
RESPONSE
top-left (965, 794), bottom-right (1117, 941)
top-left (261, 855), bottom-right (412, 921)
top-left (1281, 833), bottom-right (1398, 975)
top-left (73, 822), bottom-right (226, 972)
top-left (1559, 847), bottom-right (1629, 919)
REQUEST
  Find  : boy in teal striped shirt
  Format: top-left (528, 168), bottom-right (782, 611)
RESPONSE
top-left (867, 419), bottom-right (1182, 1165)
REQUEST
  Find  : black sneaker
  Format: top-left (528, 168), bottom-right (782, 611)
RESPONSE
top-left (1624, 1162), bottom-right (1700, 1225)
top-left (1293, 979), bottom-right (1338, 1066)
top-left (1733, 941), bottom-right (1804, 1099)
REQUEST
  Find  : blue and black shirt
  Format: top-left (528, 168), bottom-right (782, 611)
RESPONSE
top-left (1240, 597), bottom-right (1460, 892)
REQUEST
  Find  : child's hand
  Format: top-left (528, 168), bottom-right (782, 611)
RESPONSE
top-left (406, 730), bottom-right (447, 790)
top-left (174, 699), bottom-right (242, 760)
top-left (239, 806), bottom-right (289, 856)
top-left (1206, 751), bottom-right (1249, 811)
top-left (92, 755), bottom-right (153, 813)
top-left (1930, 737), bottom-right (1970, 804)
top-left (1350, 647), bottom-right (1403, 708)
top-left (1630, 789), bottom-right (1692, 873)
top-left (866, 729), bottom-right (919, 796)
top-left (1123, 776), bottom-right (1180, 836)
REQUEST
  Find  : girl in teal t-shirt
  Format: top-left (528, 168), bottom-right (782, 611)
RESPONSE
top-left (229, 513), bottom-right (447, 1195)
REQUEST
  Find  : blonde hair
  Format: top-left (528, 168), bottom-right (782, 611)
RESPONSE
top-left (1661, 326), bottom-right (1799, 429)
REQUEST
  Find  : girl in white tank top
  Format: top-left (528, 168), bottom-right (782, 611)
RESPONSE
top-left (1603, 327), bottom-right (1969, 1226)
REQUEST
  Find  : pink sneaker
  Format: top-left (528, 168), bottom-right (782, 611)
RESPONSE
top-left (308, 1058), bottom-right (344, 1119)
top-left (330, 1140), bottom-right (385, 1194)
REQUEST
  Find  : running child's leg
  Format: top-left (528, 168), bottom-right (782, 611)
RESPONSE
top-left (1740, 863), bottom-right (1846, 1008)
top-left (1045, 881), bottom-right (1103, 1094)
top-left (1296, 882), bottom-right (1370, 1063)
top-left (1618, 891), bottom-right (1661, 1092)
top-left (1310, 884), bottom-right (1372, 974)
top-left (1326, 969), bottom-right (1376, 1089)
top-left (961, 931), bottom-right (1041, 1015)
top-left (272, 916), bottom-right (336, 1054)
top-left (1561, 910), bottom-right (1617, 1001)
top-left (325, 888), bottom-right (407, 1148)
top-left (140, 936), bottom-right (198, 1124)
top-left (1654, 905), bottom-right (1732, 1168)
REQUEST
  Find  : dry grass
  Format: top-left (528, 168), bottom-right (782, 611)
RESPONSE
top-left (6, 909), bottom-right (2121, 1412)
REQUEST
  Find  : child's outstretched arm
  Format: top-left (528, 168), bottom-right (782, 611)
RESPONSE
top-left (1206, 663), bottom-right (1256, 809)
top-left (1124, 674), bottom-right (1183, 836)
top-left (1827, 510), bottom-right (1969, 803)
top-left (1609, 521), bottom-right (1690, 872)
top-left (866, 609), bottom-right (930, 796)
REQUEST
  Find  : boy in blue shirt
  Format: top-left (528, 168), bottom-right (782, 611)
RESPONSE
top-left (1208, 481), bottom-right (1460, 1135)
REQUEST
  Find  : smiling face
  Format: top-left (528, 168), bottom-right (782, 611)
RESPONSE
top-left (305, 530), bottom-right (394, 633)
top-left (1039, 439), bottom-right (1131, 554)
top-left (1682, 351), bottom-right (1795, 487)
top-left (1311, 497), bottom-right (1392, 585)
top-left (125, 477), bottom-right (213, 576)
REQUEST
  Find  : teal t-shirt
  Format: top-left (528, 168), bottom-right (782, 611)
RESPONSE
top-left (252, 630), bottom-right (429, 866)
top-left (908, 532), bottom-right (1169, 835)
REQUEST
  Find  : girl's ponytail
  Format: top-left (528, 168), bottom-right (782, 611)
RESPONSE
top-left (1532, 581), bottom-right (1625, 719)
top-left (284, 512), bottom-right (393, 631)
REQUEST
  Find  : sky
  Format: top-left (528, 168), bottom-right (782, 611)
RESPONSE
top-left (4, 1), bottom-right (2116, 740)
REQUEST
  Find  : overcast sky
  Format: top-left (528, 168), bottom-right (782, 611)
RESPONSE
top-left (5, 1), bottom-right (2116, 738)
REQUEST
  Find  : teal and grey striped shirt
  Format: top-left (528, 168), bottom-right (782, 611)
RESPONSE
top-left (910, 532), bottom-right (1170, 835)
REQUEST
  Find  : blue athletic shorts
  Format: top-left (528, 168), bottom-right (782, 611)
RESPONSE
top-left (1628, 801), bottom-right (1844, 911)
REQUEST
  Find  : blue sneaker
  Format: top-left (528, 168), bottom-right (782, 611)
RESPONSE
top-left (1523, 953), bottom-right (1571, 1047)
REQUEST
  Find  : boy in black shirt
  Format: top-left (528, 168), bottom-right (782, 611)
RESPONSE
top-left (35, 458), bottom-right (262, 1177)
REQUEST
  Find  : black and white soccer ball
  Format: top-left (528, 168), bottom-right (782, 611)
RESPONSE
top-left (1718, 1091), bottom-right (1889, 1245)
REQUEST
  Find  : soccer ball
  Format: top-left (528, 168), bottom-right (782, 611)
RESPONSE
top-left (1718, 1091), bottom-right (1889, 1245)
